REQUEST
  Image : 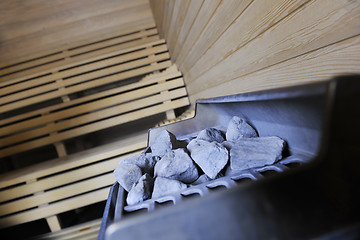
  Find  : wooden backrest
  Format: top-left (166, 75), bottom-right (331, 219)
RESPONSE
top-left (0, 63), bottom-right (189, 158)
top-left (0, 133), bottom-right (147, 229)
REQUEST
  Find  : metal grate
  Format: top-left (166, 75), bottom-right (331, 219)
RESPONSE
top-left (123, 153), bottom-right (311, 213)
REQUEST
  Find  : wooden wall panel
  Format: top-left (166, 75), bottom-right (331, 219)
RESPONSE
top-left (0, 0), bottom-right (154, 68)
top-left (149, 0), bottom-right (360, 105)
top-left (191, 34), bottom-right (360, 102)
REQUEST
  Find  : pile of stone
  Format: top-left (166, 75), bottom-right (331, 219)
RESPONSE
top-left (114, 116), bottom-right (286, 206)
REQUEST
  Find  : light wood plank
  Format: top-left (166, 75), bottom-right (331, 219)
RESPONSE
top-left (46, 215), bottom-right (62, 232)
top-left (37, 219), bottom-right (101, 239)
top-left (0, 37), bottom-right (163, 88)
top-left (166, 0), bottom-right (190, 56)
top-left (1, 78), bottom-right (185, 146)
top-left (0, 44), bottom-right (167, 103)
top-left (0, 173), bottom-right (115, 216)
top-left (179, 0), bottom-right (253, 75)
top-left (0, 21), bottom-right (156, 74)
top-left (0, 134), bottom-right (147, 189)
top-left (187, 0), bottom-right (360, 95)
top-left (0, 28), bottom-right (158, 78)
top-left (0, 65), bottom-right (181, 128)
top-left (161, 0), bottom-right (176, 41)
top-left (172, 0), bottom-right (203, 60)
top-left (0, 151), bottom-right (140, 203)
top-left (186, 0), bottom-right (308, 84)
top-left (0, 1), bottom-right (154, 68)
top-left (0, 57), bottom-right (171, 113)
top-left (150, 0), bottom-right (166, 35)
top-left (0, 0), bottom-right (146, 42)
top-left (175, 0), bottom-right (221, 70)
top-left (190, 34), bottom-right (360, 103)
top-left (0, 187), bottom-right (110, 228)
top-left (0, 95), bottom-right (188, 158)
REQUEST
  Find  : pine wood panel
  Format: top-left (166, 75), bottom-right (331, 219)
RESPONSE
top-left (187, 0), bottom-right (360, 96)
top-left (166, 0), bottom-right (191, 56)
top-left (150, 0), bottom-right (360, 105)
top-left (174, 0), bottom-right (221, 69)
top-left (171, 0), bottom-right (203, 60)
top-left (186, 0), bottom-right (308, 83)
top-left (177, 0), bottom-right (253, 74)
top-left (190, 34), bottom-right (360, 102)
top-left (0, 27), bottom-right (158, 80)
top-left (0, 0), bottom-right (154, 68)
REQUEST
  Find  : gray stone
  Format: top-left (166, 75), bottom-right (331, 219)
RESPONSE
top-left (126, 173), bottom-right (154, 205)
top-left (152, 177), bottom-right (187, 199)
top-left (123, 153), bottom-right (158, 176)
top-left (222, 141), bottom-right (235, 150)
top-left (154, 149), bottom-right (199, 184)
top-left (150, 130), bottom-right (179, 157)
top-left (230, 136), bottom-right (285, 171)
top-left (191, 174), bottom-right (212, 185)
top-left (187, 139), bottom-right (229, 179)
top-left (226, 116), bottom-right (258, 141)
top-left (114, 161), bottom-right (142, 192)
top-left (197, 128), bottom-right (225, 143)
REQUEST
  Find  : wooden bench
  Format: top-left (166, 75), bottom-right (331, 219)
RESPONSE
top-left (0, 21), bottom-right (190, 239)
top-left (0, 133), bottom-right (146, 235)
top-left (35, 218), bottom-right (103, 240)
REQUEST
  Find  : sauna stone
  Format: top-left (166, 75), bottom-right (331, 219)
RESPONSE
top-left (151, 130), bottom-right (179, 157)
top-left (126, 173), bottom-right (154, 206)
top-left (114, 162), bottom-right (142, 192)
top-left (152, 177), bottom-right (187, 199)
top-left (192, 174), bottom-right (212, 185)
top-left (123, 152), bottom-right (158, 176)
top-left (187, 139), bottom-right (229, 179)
top-left (230, 136), bottom-right (285, 171)
top-left (226, 116), bottom-right (258, 141)
top-left (154, 148), bottom-right (199, 184)
top-left (196, 128), bottom-right (225, 143)
top-left (221, 141), bottom-right (235, 150)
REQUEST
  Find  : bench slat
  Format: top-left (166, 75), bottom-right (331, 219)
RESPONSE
top-left (0, 172), bottom-right (115, 216)
top-left (36, 218), bottom-right (101, 239)
top-left (1, 78), bottom-right (185, 146)
top-left (0, 133), bottom-right (147, 189)
top-left (0, 187), bottom-right (110, 228)
top-left (0, 65), bottom-right (180, 128)
top-left (0, 91), bottom-right (188, 158)
top-left (0, 36), bottom-right (163, 88)
top-left (0, 52), bottom-right (170, 113)
top-left (0, 42), bottom-right (166, 100)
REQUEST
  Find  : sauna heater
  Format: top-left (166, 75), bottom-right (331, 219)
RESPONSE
top-left (99, 75), bottom-right (360, 240)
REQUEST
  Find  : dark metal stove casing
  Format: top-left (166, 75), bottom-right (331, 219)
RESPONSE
top-left (100, 76), bottom-right (360, 240)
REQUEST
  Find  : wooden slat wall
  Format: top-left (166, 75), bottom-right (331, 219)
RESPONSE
top-left (149, 0), bottom-right (360, 105)
top-left (0, 0), bottom-right (153, 69)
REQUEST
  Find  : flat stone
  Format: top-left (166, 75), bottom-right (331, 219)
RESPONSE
top-left (230, 136), bottom-right (285, 171)
top-left (150, 130), bottom-right (179, 157)
top-left (191, 174), bottom-right (212, 185)
top-left (123, 152), bottom-right (158, 176)
top-left (114, 161), bottom-right (142, 192)
top-left (154, 149), bottom-right (199, 184)
top-left (126, 173), bottom-right (154, 205)
top-left (226, 116), bottom-right (258, 141)
top-left (152, 177), bottom-right (187, 199)
top-left (187, 139), bottom-right (229, 179)
top-left (197, 128), bottom-right (225, 143)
